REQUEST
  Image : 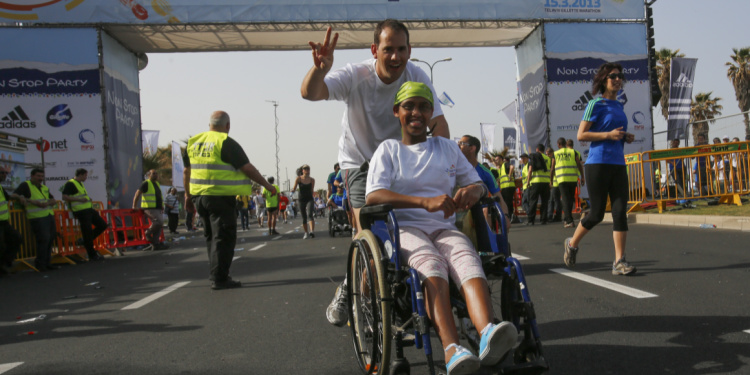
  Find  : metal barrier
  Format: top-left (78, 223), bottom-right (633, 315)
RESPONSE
top-left (642, 141), bottom-right (750, 213)
top-left (10, 205), bottom-right (163, 272)
top-left (625, 153), bottom-right (647, 213)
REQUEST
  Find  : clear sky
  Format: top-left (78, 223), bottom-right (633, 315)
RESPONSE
top-left (139, 0), bottom-right (750, 191)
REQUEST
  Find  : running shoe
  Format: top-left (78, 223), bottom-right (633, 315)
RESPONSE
top-left (310, 232), bottom-right (315, 238)
top-left (446, 344), bottom-right (480, 375)
top-left (564, 222), bottom-right (575, 228)
top-left (478, 321), bottom-right (518, 366)
top-left (326, 282), bottom-right (348, 327)
top-left (563, 237), bottom-right (578, 268)
top-left (303, 233), bottom-right (309, 239)
top-left (612, 258), bottom-right (637, 276)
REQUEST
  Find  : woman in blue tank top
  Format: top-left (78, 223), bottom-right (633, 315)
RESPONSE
top-left (563, 62), bottom-right (637, 276)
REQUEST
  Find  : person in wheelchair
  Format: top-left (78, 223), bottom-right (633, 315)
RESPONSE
top-left (365, 82), bottom-right (518, 375)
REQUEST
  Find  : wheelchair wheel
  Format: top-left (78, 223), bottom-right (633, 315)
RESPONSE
top-left (347, 230), bottom-right (392, 375)
top-left (328, 210), bottom-right (335, 237)
top-left (500, 265), bottom-right (544, 365)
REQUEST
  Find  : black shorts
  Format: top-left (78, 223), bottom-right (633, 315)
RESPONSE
top-left (266, 207), bottom-right (278, 213)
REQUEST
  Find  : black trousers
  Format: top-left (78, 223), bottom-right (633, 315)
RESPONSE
top-left (193, 195), bottom-right (237, 282)
top-left (0, 220), bottom-right (21, 266)
top-left (547, 186), bottom-right (561, 221)
top-left (30, 215), bottom-right (56, 267)
top-left (558, 181), bottom-right (578, 225)
top-left (500, 187), bottom-right (516, 217)
top-left (167, 212), bottom-right (179, 233)
top-left (527, 183), bottom-right (550, 224)
top-left (74, 209), bottom-right (108, 258)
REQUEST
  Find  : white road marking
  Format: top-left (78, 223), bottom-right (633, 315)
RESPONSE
top-left (285, 230), bottom-right (295, 234)
top-left (744, 329), bottom-right (750, 335)
top-left (232, 256), bottom-right (241, 261)
top-left (513, 254), bottom-right (530, 261)
top-left (234, 248), bottom-right (244, 251)
top-left (0, 363), bottom-right (23, 374)
top-left (550, 268), bottom-right (658, 299)
top-left (249, 243), bottom-right (267, 251)
top-left (121, 281), bottom-right (191, 310)
top-left (272, 236), bottom-right (282, 240)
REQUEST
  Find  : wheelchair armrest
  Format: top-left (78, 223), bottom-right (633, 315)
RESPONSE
top-left (359, 204), bottom-right (393, 230)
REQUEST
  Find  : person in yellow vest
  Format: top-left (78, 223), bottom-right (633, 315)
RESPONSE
top-left (545, 147), bottom-right (562, 223)
top-left (519, 153), bottom-right (530, 223)
top-left (132, 169), bottom-right (168, 251)
top-left (551, 137), bottom-right (585, 228)
top-left (183, 110), bottom-right (276, 290)
top-left (13, 168), bottom-right (59, 271)
top-left (525, 144), bottom-right (551, 226)
top-left (236, 194), bottom-right (250, 231)
top-left (0, 167), bottom-right (22, 275)
top-left (61, 168), bottom-right (107, 261)
top-left (263, 176), bottom-right (281, 236)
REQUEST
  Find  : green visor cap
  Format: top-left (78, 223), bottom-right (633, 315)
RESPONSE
top-left (394, 81), bottom-right (433, 105)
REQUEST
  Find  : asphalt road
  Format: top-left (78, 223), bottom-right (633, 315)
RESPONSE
top-left (0, 216), bottom-right (748, 375)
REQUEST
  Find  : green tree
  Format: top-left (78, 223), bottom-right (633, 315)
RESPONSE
top-left (142, 145), bottom-right (173, 186)
top-left (690, 92), bottom-right (723, 144)
top-left (726, 47), bottom-right (750, 137)
top-left (655, 48), bottom-right (686, 121)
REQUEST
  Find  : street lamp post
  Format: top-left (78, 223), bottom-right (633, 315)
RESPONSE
top-left (266, 100), bottom-right (280, 185)
top-left (410, 57), bottom-right (452, 83)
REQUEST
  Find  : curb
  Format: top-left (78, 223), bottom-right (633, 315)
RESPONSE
top-left (601, 213), bottom-right (750, 231)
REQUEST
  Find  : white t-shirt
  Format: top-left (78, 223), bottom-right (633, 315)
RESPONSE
top-left (325, 59), bottom-right (444, 170)
top-left (253, 195), bottom-right (265, 209)
top-left (366, 137), bottom-right (480, 234)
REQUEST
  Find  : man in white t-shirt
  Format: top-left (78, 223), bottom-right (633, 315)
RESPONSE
top-left (301, 19), bottom-right (450, 327)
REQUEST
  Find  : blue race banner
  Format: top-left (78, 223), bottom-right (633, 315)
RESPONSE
top-left (547, 58), bottom-right (649, 83)
top-left (0, 67), bottom-right (100, 95)
top-left (104, 71), bottom-right (142, 209)
top-left (667, 57), bottom-right (698, 141)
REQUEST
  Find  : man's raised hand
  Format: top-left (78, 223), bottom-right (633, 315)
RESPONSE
top-left (308, 26), bottom-right (338, 72)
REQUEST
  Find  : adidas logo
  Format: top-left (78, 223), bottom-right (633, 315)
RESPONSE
top-left (571, 91), bottom-right (594, 111)
top-left (672, 72), bottom-right (693, 88)
top-left (0, 106), bottom-right (36, 129)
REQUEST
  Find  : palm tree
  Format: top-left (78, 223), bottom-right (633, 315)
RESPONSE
top-left (655, 48), bottom-right (686, 120)
top-left (690, 92), bottom-right (723, 144)
top-left (141, 145), bottom-right (173, 185)
top-left (726, 47), bottom-right (750, 137)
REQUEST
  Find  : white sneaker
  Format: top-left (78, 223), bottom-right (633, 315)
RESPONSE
top-left (303, 233), bottom-right (309, 239)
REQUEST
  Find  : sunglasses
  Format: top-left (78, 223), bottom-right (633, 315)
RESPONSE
top-left (607, 73), bottom-right (625, 80)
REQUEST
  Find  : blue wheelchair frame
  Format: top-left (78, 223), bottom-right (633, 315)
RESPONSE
top-left (347, 198), bottom-right (548, 375)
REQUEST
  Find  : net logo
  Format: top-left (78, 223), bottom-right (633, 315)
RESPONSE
top-left (571, 91), bottom-right (593, 111)
top-left (46, 104), bottom-right (73, 127)
top-left (672, 73), bottom-right (693, 88)
top-left (0, 106), bottom-right (36, 129)
top-left (36, 139), bottom-right (68, 153)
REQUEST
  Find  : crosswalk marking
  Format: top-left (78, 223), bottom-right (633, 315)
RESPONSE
top-left (250, 243), bottom-right (267, 251)
top-left (550, 268), bottom-right (658, 299)
top-left (0, 363), bottom-right (23, 374)
top-left (121, 281), bottom-right (191, 310)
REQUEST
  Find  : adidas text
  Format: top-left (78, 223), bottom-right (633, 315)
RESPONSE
top-left (0, 120), bottom-right (35, 129)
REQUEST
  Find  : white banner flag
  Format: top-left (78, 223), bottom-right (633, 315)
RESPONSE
top-left (142, 130), bottom-right (160, 155)
top-left (171, 141), bottom-right (185, 190)
top-left (501, 100), bottom-right (518, 126)
top-left (480, 123), bottom-right (496, 156)
top-left (438, 92), bottom-right (455, 108)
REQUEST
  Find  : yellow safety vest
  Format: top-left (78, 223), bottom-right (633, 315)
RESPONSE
top-left (141, 180), bottom-right (161, 208)
top-left (530, 154), bottom-right (551, 184)
top-left (25, 181), bottom-right (54, 219)
top-left (522, 164), bottom-right (529, 188)
top-left (554, 148), bottom-right (579, 184)
top-left (67, 179), bottom-right (92, 212)
top-left (0, 187), bottom-right (9, 221)
top-left (187, 131), bottom-right (252, 196)
top-left (498, 164), bottom-right (515, 189)
top-left (263, 184), bottom-right (280, 207)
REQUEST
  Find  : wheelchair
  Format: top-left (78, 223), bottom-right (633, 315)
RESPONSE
top-left (328, 205), bottom-right (352, 237)
top-left (346, 198), bottom-right (548, 375)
